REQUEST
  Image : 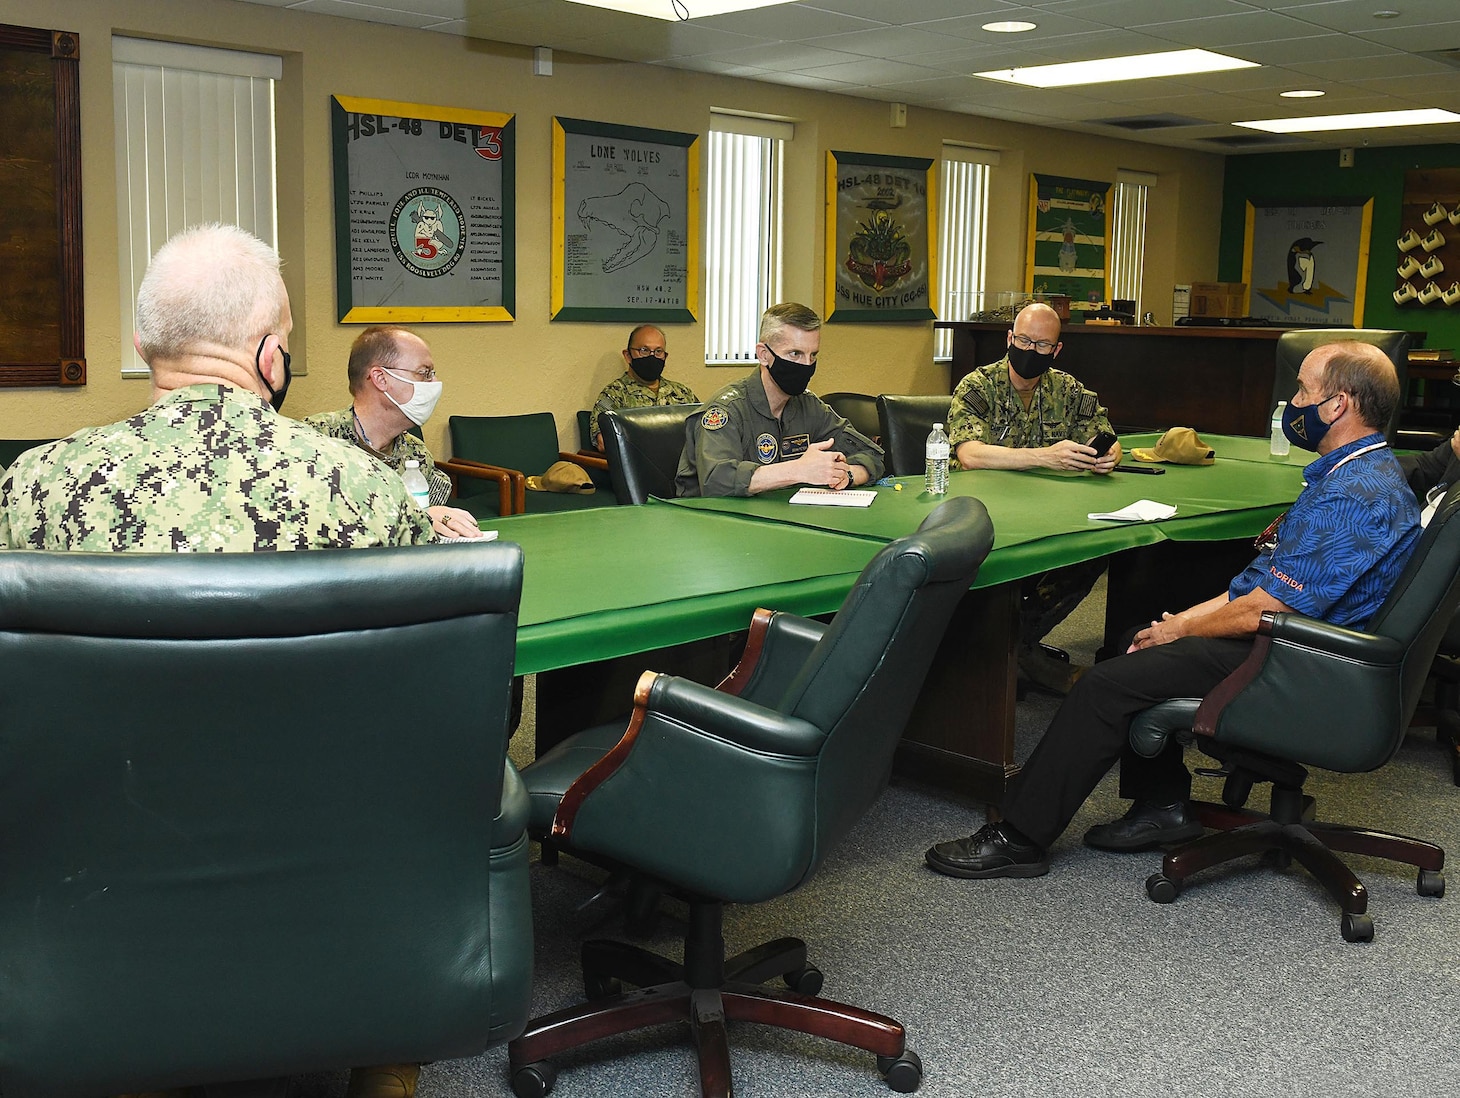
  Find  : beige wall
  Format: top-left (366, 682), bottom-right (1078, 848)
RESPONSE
top-left (1, 0), bottom-right (1225, 457)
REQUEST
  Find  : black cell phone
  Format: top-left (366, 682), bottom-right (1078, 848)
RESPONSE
top-left (1087, 431), bottom-right (1118, 457)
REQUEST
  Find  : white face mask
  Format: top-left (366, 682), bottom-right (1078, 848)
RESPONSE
top-left (382, 368), bottom-right (443, 426)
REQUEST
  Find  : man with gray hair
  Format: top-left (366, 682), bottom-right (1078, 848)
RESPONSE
top-left (0, 224), bottom-right (433, 551)
top-left (675, 302), bottom-right (883, 497)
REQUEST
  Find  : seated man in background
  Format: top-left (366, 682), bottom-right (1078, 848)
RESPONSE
top-left (588, 323), bottom-right (699, 450)
top-left (946, 301), bottom-right (1121, 694)
top-left (306, 325), bottom-right (483, 539)
top-left (926, 342), bottom-right (1420, 880)
top-left (676, 302), bottom-right (883, 497)
top-left (0, 224), bottom-right (432, 1098)
top-left (1399, 422), bottom-right (1460, 525)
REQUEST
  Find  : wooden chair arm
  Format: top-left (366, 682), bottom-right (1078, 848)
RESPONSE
top-left (561, 450), bottom-right (609, 472)
top-left (554, 670), bottom-right (658, 840)
top-left (717, 609), bottom-right (775, 696)
top-left (436, 458), bottom-right (525, 516)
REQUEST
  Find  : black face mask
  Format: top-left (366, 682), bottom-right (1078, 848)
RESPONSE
top-left (1008, 344), bottom-right (1055, 381)
top-left (629, 354), bottom-right (666, 383)
top-left (765, 348), bottom-right (815, 397)
top-left (255, 335), bottom-right (292, 412)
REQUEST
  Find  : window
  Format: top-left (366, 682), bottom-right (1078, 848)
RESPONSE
top-left (113, 38), bottom-right (280, 376)
top-left (935, 145), bottom-right (996, 361)
top-left (704, 112), bottom-right (789, 365)
top-left (1109, 169), bottom-right (1156, 318)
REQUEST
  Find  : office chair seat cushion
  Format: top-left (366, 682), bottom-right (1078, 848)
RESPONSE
top-left (524, 723), bottom-right (627, 835)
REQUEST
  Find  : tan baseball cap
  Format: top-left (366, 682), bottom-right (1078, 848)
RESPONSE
top-left (526, 460), bottom-right (596, 493)
top-left (1131, 427), bottom-right (1215, 466)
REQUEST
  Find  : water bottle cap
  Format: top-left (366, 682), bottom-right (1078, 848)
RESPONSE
top-left (934, 422), bottom-right (944, 429)
top-left (406, 460), bottom-right (419, 468)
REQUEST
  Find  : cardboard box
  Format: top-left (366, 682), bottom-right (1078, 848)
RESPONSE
top-left (1189, 281), bottom-right (1247, 318)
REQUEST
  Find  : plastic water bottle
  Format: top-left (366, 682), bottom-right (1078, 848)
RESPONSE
top-left (1269, 401), bottom-right (1290, 457)
top-left (402, 459), bottom-right (431, 509)
top-left (925, 422), bottom-right (950, 495)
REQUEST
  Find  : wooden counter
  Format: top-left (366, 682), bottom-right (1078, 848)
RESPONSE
top-left (936, 321), bottom-right (1295, 436)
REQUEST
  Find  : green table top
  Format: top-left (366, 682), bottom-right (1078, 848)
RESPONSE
top-left (494, 432), bottom-right (1310, 673)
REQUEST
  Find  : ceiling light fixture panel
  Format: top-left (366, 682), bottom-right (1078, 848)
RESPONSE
top-left (974, 48), bottom-right (1258, 88)
top-left (1235, 108), bottom-right (1460, 133)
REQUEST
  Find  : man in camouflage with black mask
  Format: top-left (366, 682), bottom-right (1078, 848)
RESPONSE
top-left (0, 224), bottom-right (434, 552)
top-left (945, 301), bottom-right (1119, 693)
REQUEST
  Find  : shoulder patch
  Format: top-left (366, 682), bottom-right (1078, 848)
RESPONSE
top-left (963, 387), bottom-right (991, 419)
top-left (1078, 392), bottom-right (1098, 418)
top-left (756, 433), bottom-right (780, 463)
top-left (701, 406), bottom-right (730, 431)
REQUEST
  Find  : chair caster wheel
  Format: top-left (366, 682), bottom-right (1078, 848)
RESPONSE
top-left (1145, 873), bottom-right (1180, 904)
top-left (1418, 868), bottom-right (1446, 897)
top-left (877, 1049), bottom-right (922, 1093)
top-left (584, 974), bottom-right (622, 1000)
top-left (511, 1061), bottom-right (557, 1098)
top-left (1341, 911), bottom-right (1374, 943)
top-left (783, 963), bottom-right (823, 995)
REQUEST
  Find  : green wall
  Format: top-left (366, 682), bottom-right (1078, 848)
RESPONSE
top-left (1220, 143), bottom-right (1460, 350)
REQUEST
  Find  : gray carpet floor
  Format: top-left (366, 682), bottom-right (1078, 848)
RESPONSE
top-left (300, 578), bottom-right (1460, 1097)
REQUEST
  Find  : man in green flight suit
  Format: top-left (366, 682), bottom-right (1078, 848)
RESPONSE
top-left (675, 302), bottom-right (883, 497)
top-left (946, 301), bottom-right (1121, 693)
top-left (588, 323), bottom-right (700, 450)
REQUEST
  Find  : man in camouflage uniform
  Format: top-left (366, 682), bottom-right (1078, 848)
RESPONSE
top-left (0, 226), bottom-right (433, 553)
top-left (946, 301), bottom-right (1119, 693)
top-left (306, 325), bottom-right (483, 539)
top-left (588, 324), bottom-right (699, 449)
top-left (676, 302), bottom-right (883, 498)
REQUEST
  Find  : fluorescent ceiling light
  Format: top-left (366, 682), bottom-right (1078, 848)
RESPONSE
top-left (563, 0), bottom-right (792, 18)
top-left (974, 48), bottom-right (1257, 88)
top-left (982, 21), bottom-right (1037, 33)
top-left (1235, 108), bottom-right (1460, 133)
top-left (1280, 89), bottom-right (1325, 99)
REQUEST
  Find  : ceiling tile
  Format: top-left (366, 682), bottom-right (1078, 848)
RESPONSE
top-left (1271, 0), bottom-right (1460, 35)
top-left (797, 57), bottom-right (944, 84)
top-left (287, 1), bottom-right (448, 29)
top-left (797, 0), bottom-right (1013, 24)
top-left (692, 5), bottom-right (884, 40)
top-left (1136, 10), bottom-right (1340, 51)
top-left (803, 26), bottom-right (961, 59)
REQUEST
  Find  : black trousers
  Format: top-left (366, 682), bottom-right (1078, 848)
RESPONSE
top-left (999, 635), bottom-right (1253, 849)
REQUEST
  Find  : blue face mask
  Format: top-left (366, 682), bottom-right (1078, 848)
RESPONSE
top-left (1281, 393), bottom-right (1341, 451)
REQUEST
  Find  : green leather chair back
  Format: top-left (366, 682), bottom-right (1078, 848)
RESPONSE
top-left (822, 392), bottom-right (880, 441)
top-left (0, 439), bottom-right (56, 470)
top-left (449, 413), bottom-right (609, 515)
top-left (876, 394), bottom-right (952, 477)
top-left (599, 404), bottom-right (700, 505)
top-left (576, 409), bottom-right (594, 450)
top-left (0, 546), bottom-right (533, 1097)
top-left (1273, 329), bottom-right (1410, 444)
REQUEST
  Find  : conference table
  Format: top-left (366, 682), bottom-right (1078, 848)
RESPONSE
top-left (492, 433), bottom-right (1310, 803)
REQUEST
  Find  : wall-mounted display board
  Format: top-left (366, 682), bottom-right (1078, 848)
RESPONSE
top-left (330, 95), bottom-right (515, 323)
top-left (1242, 199), bottom-right (1372, 325)
top-left (0, 23), bottom-right (84, 387)
top-left (1025, 174), bottom-right (1110, 307)
top-left (551, 117), bottom-right (698, 323)
top-left (824, 150), bottom-right (935, 323)
top-left (1392, 169), bottom-right (1460, 310)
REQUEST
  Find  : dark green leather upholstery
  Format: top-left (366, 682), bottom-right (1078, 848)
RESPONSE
top-left (0, 439), bottom-right (55, 470)
top-left (599, 404), bottom-right (699, 505)
top-left (1273, 329), bottom-right (1410, 444)
top-left (0, 546), bottom-right (534, 1097)
top-left (876, 394), bottom-right (951, 477)
top-left (448, 413), bottom-right (611, 516)
top-left (822, 391), bottom-right (880, 441)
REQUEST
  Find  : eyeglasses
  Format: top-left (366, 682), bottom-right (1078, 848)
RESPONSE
top-left (389, 366), bottom-right (437, 382)
top-left (1011, 334), bottom-right (1058, 354)
top-left (628, 346), bottom-right (668, 359)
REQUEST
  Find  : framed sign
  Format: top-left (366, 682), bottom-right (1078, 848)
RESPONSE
top-left (1026, 174), bottom-right (1111, 305)
top-left (0, 24), bottom-right (84, 387)
top-left (824, 150), bottom-right (935, 323)
top-left (330, 95), bottom-right (515, 323)
top-left (1242, 199), bottom-right (1373, 326)
top-left (551, 116), bottom-right (698, 323)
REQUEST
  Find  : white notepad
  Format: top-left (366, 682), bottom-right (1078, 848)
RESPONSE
top-left (438, 530), bottom-right (501, 542)
top-left (789, 488), bottom-right (877, 508)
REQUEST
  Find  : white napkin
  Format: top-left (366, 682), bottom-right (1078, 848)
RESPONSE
top-left (1087, 499), bottom-right (1177, 522)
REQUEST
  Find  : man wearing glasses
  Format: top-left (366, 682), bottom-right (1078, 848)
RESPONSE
top-left (926, 342), bottom-right (1420, 881)
top-left (587, 324), bottom-right (700, 450)
top-left (945, 301), bottom-right (1121, 693)
top-left (306, 325), bottom-right (483, 540)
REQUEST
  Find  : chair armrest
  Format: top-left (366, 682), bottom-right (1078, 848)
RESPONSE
top-left (561, 451), bottom-right (609, 472)
top-left (436, 458), bottom-right (525, 516)
top-left (1130, 699), bottom-right (1201, 758)
top-left (718, 608), bottom-right (827, 702)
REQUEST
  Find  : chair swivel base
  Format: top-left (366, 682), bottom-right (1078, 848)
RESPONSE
top-left (1144, 798), bottom-right (1445, 943)
top-left (508, 931), bottom-right (921, 1097)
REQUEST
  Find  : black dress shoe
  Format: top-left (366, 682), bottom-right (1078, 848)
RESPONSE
top-left (925, 822), bottom-right (1049, 879)
top-left (1083, 801), bottom-right (1203, 852)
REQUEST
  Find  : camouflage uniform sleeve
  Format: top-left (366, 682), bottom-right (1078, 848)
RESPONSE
top-left (1055, 373), bottom-right (1113, 442)
top-left (946, 370), bottom-right (995, 447)
top-left (668, 379), bottom-right (700, 404)
top-left (684, 400), bottom-right (759, 497)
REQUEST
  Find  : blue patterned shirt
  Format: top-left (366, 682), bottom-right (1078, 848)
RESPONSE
top-left (1229, 433), bottom-right (1420, 627)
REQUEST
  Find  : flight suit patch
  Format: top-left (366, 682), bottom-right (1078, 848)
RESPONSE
top-left (756, 433), bottom-right (780, 462)
top-left (780, 433), bottom-right (810, 457)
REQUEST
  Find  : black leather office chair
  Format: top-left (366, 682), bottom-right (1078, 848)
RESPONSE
top-left (0, 546), bottom-right (534, 1096)
top-left (1128, 484), bottom-right (1460, 943)
top-left (509, 497), bottom-right (995, 1097)
top-left (1273, 329), bottom-right (1410, 444)
top-left (599, 403), bottom-right (699, 504)
top-left (823, 391), bottom-right (881, 442)
top-left (876, 394), bottom-right (952, 477)
top-left (0, 438), bottom-right (55, 470)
